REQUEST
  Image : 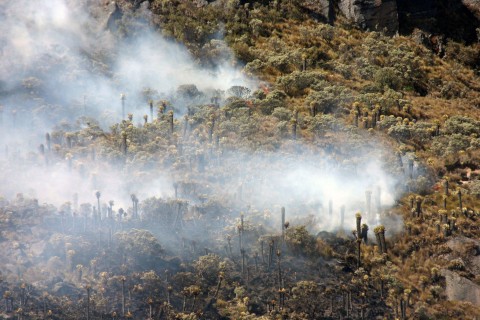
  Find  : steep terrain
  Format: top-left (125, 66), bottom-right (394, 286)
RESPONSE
top-left (301, 0), bottom-right (480, 42)
top-left (0, 0), bottom-right (479, 319)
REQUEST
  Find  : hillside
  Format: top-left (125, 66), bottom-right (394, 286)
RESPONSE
top-left (0, 0), bottom-right (480, 319)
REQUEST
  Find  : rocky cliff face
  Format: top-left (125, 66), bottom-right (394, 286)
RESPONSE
top-left (338, 0), bottom-right (399, 35)
top-left (397, 0), bottom-right (480, 43)
top-left (442, 237), bottom-right (480, 307)
top-left (302, 0), bottom-right (334, 23)
top-left (302, 0), bottom-right (480, 42)
top-left (463, 0), bottom-right (480, 19)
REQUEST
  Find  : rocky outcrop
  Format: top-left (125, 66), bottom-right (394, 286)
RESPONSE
top-left (302, 0), bottom-right (480, 43)
top-left (440, 237), bottom-right (480, 307)
top-left (302, 0), bottom-right (335, 23)
top-left (443, 269), bottom-right (480, 306)
top-left (462, 0), bottom-right (480, 19)
top-left (106, 2), bottom-right (123, 31)
top-left (339, 0), bottom-right (399, 35)
top-left (397, 0), bottom-right (480, 43)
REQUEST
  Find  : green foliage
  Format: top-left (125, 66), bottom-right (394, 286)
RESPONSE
top-left (374, 67), bottom-right (402, 91)
top-left (272, 107), bottom-right (292, 121)
top-left (256, 90), bottom-right (287, 115)
top-left (387, 121), bottom-right (434, 144)
top-left (285, 226), bottom-right (317, 257)
top-left (287, 281), bottom-right (322, 318)
top-left (470, 180), bottom-right (480, 197)
top-left (378, 115), bottom-right (398, 130)
top-left (431, 134), bottom-right (471, 155)
top-left (151, 0), bottom-right (221, 53)
top-left (140, 198), bottom-right (188, 225)
top-left (177, 84), bottom-right (202, 100)
top-left (115, 229), bottom-right (164, 267)
top-left (305, 84), bottom-right (353, 114)
top-left (244, 58), bottom-right (264, 75)
top-left (447, 258), bottom-right (466, 271)
top-left (267, 52), bottom-right (302, 75)
top-left (4, 2), bottom-right (480, 318)
top-left (361, 32), bottom-right (426, 93)
top-left (193, 254), bottom-right (223, 285)
top-left (444, 116), bottom-right (480, 136)
top-left (445, 41), bottom-right (480, 68)
top-left (226, 86), bottom-right (252, 99)
top-left (308, 114), bottom-right (341, 137)
top-left (276, 71), bottom-right (326, 96)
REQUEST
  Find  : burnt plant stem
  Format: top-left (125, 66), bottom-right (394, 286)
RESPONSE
top-left (375, 227), bottom-right (384, 253)
top-left (379, 226), bottom-right (387, 253)
top-left (191, 295), bottom-right (197, 312)
top-left (121, 278), bottom-right (126, 317)
top-left (268, 240), bottom-right (274, 269)
top-left (86, 286), bottom-right (91, 320)
top-left (340, 205), bottom-right (345, 230)
top-left (261, 240), bottom-right (265, 264)
top-left (214, 276), bottom-right (223, 298)
top-left (238, 227), bottom-right (243, 253)
top-left (458, 189), bottom-right (463, 210)
top-left (356, 213), bottom-right (362, 238)
top-left (356, 239), bottom-right (362, 268)
top-left (241, 249), bottom-right (246, 274)
top-left (277, 250), bottom-right (282, 290)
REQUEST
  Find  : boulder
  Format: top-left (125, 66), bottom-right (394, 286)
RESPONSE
top-left (446, 237), bottom-right (480, 274)
top-left (446, 236), bottom-right (480, 256)
top-left (338, 0), bottom-right (399, 35)
top-left (301, 0), bottom-right (334, 23)
top-left (462, 0), bottom-right (480, 20)
top-left (397, 0), bottom-right (480, 43)
top-left (443, 269), bottom-right (480, 306)
top-left (332, 0), bottom-right (479, 42)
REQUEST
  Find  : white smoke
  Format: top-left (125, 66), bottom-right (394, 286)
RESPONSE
top-left (0, 0), bottom-right (404, 236)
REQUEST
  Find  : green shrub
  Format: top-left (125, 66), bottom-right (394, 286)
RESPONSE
top-left (256, 90), bottom-right (287, 114)
top-left (285, 226), bottom-right (317, 257)
top-left (276, 71), bottom-right (326, 96)
top-left (305, 85), bottom-right (353, 114)
top-left (444, 116), bottom-right (480, 136)
top-left (374, 67), bottom-right (402, 90)
top-left (445, 42), bottom-right (480, 68)
top-left (272, 107), bottom-right (292, 121)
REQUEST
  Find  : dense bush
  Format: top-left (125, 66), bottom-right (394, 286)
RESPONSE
top-left (444, 116), bottom-right (480, 136)
top-left (305, 85), bottom-right (353, 114)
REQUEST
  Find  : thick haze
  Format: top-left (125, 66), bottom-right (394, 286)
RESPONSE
top-left (0, 0), bottom-right (250, 204)
top-left (214, 147), bottom-right (401, 233)
top-left (0, 0), bottom-right (404, 234)
top-left (0, 0), bottom-right (251, 121)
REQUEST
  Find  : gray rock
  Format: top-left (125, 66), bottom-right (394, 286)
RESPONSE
top-left (462, 0), bottom-right (480, 20)
top-left (301, 0), bottom-right (334, 23)
top-left (446, 237), bottom-right (480, 274)
top-left (397, 0), bottom-right (480, 43)
top-left (443, 269), bottom-right (480, 306)
top-left (125, 0), bottom-right (148, 8)
top-left (446, 236), bottom-right (480, 255)
top-left (339, 0), bottom-right (399, 35)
